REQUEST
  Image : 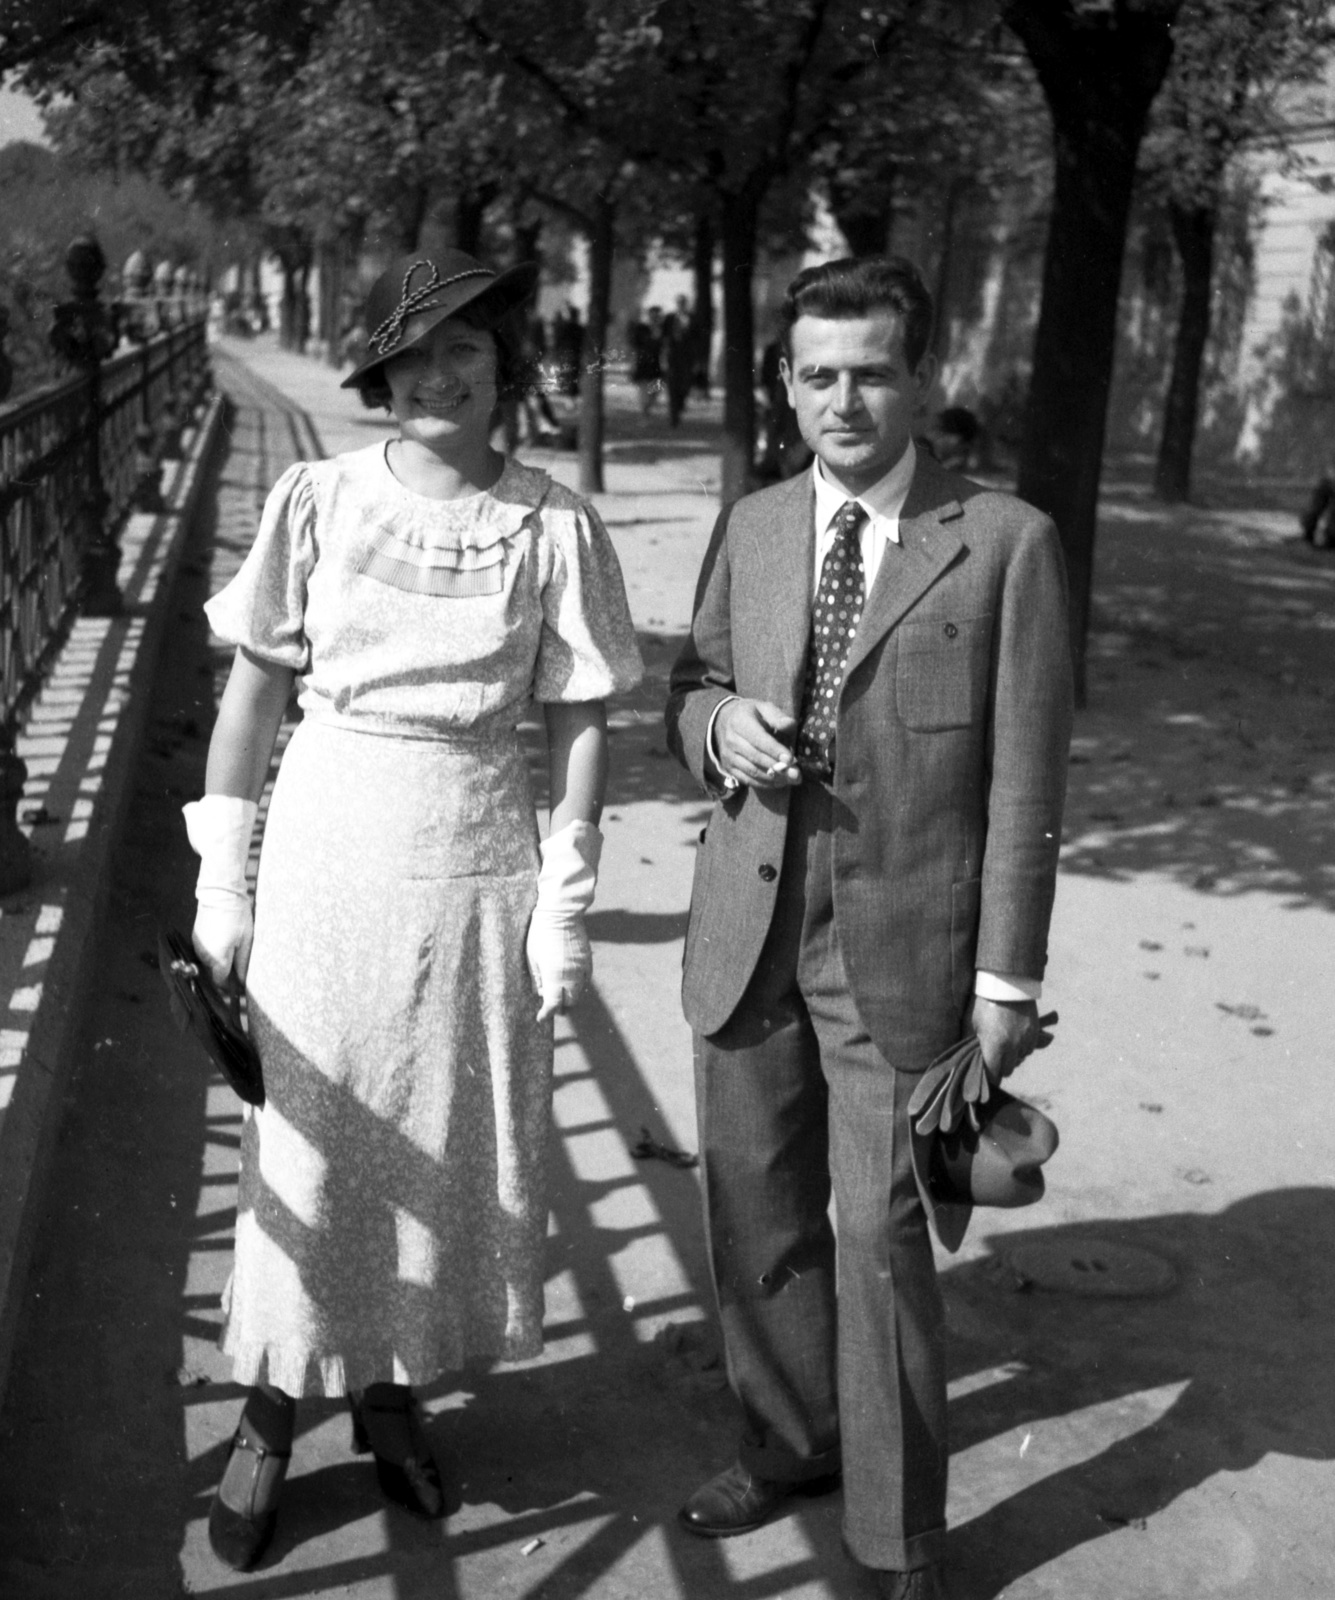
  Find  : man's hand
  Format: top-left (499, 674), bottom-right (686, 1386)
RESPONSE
top-left (714, 699), bottom-right (802, 788)
top-left (971, 997), bottom-right (1056, 1081)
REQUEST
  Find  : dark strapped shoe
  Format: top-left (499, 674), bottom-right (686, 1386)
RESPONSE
top-left (678, 1461), bottom-right (840, 1538)
top-left (348, 1385), bottom-right (444, 1520)
top-left (873, 1563), bottom-right (947, 1600)
top-left (208, 1428), bottom-right (292, 1571)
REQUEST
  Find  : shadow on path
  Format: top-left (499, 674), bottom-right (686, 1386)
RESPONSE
top-left (942, 1191), bottom-right (1335, 1597)
top-left (1054, 500), bottom-right (1335, 911)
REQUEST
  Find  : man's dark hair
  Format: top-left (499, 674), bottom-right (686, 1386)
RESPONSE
top-left (352, 299), bottom-right (531, 411)
top-left (778, 256), bottom-right (935, 370)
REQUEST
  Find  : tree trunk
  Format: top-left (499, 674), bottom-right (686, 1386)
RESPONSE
top-left (514, 213), bottom-right (542, 269)
top-left (930, 176), bottom-right (965, 360)
top-left (1006, 0), bottom-right (1179, 705)
top-left (279, 258), bottom-right (300, 351)
top-left (1153, 199), bottom-right (1217, 504)
top-left (321, 241), bottom-right (345, 367)
top-left (399, 183), bottom-right (431, 251)
top-left (295, 260), bottom-right (311, 354)
top-left (578, 195), bottom-right (614, 496)
top-left (455, 186), bottom-right (496, 256)
top-left (719, 181), bottom-right (765, 506)
top-left (829, 183), bottom-right (893, 257)
top-left (248, 256), bottom-right (269, 331)
top-left (692, 210), bottom-right (715, 395)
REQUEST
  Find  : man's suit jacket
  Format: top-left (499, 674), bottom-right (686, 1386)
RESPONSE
top-left (665, 453), bottom-right (1074, 1071)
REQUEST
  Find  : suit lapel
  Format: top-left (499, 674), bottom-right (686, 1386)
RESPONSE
top-left (843, 456), bottom-right (965, 681)
top-left (747, 472), bottom-right (816, 705)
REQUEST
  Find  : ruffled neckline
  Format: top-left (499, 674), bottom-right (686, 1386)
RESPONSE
top-left (373, 447), bottom-right (551, 553)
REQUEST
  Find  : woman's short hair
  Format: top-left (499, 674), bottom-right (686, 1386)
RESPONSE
top-left (351, 299), bottom-right (532, 411)
top-left (778, 256), bottom-right (935, 370)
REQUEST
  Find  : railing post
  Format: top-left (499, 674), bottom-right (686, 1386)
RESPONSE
top-left (120, 250), bottom-right (164, 512)
top-left (120, 249), bottom-right (153, 344)
top-left (155, 260), bottom-right (186, 461)
top-left (173, 265), bottom-right (191, 329)
top-left (153, 259), bottom-right (175, 331)
top-left (49, 235), bottom-right (121, 617)
top-left (0, 306), bottom-right (12, 403)
top-left (0, 732), bottom-right (31, 896)
top-left (0, 312), bottom-right (30, 892)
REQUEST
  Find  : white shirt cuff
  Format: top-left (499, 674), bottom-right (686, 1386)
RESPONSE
top-left (974, 970), bottom-right (1042, 1002)
top-left (704, 695), bottom-right (739, 781)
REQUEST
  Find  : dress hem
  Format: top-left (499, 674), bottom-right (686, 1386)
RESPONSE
top-left (222, 1331), bottom-right (546, 1398)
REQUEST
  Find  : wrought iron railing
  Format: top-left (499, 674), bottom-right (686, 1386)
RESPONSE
top-left (0, 236), bottom-right (212, 891)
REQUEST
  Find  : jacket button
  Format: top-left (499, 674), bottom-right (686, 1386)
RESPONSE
top-left (944, 622), bottom-right (958, 638)
top-left (758, 863), bottom-right (777, 882)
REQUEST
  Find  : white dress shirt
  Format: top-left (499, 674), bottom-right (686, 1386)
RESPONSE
top-left (705, 445), bottom-right (1040, 1005)
top-left (809, 439), bottom-right (916, 593)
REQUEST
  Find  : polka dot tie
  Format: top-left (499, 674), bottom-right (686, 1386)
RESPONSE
top-left (795, 500), bottom-right (867, 779)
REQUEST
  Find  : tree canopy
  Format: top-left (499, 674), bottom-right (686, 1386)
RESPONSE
top-left (1141, 0), bottom-right (1335, 500)
top-left (0, 138), bottom-right (231, 392)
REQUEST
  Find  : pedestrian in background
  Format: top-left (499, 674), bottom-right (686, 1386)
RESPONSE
top-left (689, 300), bottom-right (712, 397)
top-left (1299, 464), bottom-right (1335, 548)
top-left (758, 334), bottom-right (811, 481)
top-left (185, 249), bottom-right (642, 1572)
top-left (553, 303), bottom-right (584, 397)
top-left (663, 295), bottom-right (695, 427)
top-left (628, 305), bottom-right (664, 414)
top-left (667, 256), bottom-right (1071, 1599)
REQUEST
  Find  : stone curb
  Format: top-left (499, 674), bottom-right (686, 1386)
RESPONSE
top-left (0, 391), bottom-right (229, 1406)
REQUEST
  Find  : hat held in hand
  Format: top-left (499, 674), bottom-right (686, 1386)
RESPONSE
top-left (908, 1033), bottom-right (1058, 1253)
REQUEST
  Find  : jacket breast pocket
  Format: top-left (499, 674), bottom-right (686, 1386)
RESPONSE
top-left (896, 612), bottom-right (993, 731)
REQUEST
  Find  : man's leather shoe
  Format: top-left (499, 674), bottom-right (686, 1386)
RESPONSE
top-left (873, 1563), bottom-right (946, 1600)
top-left (678, 1461), bottom-right (839, 1537)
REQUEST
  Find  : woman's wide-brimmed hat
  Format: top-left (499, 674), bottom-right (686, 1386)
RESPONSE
top-left (907, 1035), bottom-right (1059, 1254)
top-left (340, 249), bottom-right (539, 390)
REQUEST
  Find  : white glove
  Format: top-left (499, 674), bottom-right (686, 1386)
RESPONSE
top-left (526, 819), bottom-right (602, 1021)
top-left (182, 794), bottom-right (258, 986)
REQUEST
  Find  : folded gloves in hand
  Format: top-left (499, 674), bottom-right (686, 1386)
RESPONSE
top-left (526, 819), bottom-right (602, 1021)
top-left (182, 794), bottom-right (258, 986)
top-left (908, 1035), bottom-right (996, 1138)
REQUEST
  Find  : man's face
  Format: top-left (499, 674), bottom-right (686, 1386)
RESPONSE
top-left (781, 311), bottom-right (936, 494)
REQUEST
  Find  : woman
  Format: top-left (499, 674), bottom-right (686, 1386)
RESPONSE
top-left (186, 250), bottom-right (642, 1570)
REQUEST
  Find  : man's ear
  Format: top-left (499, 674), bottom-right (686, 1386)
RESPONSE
top-left (913, 351), bottom-right (939, 404)
top-left (779, 354), bottom-right (796, 407)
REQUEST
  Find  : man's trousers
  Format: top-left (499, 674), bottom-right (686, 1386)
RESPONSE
top-left (693, 779), bottom-right (947, 1571)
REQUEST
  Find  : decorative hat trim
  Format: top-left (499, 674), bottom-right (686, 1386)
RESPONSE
top-left (367, 260), bottom-right (494, 357)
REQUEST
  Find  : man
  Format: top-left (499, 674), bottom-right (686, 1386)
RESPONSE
top-left (665, 257), bottom-right (1072, 1600)
top-left (663, 295), bottom-right (695, 428)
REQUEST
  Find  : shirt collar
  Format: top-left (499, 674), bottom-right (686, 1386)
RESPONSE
top-left (812, 439), bottom-right (917, 535)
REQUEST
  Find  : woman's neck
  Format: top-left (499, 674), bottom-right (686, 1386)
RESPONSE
top-left (388, 437), bottom-right (505, 501)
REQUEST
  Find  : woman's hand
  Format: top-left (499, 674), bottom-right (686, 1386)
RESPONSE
top-left (192, 898), bottom-right (254, 987)
top-left (534, 701), bottom-right (609, 1021)
top-left (184, 648), bottom-right (294, 987)
top-left (527, 819), bottom-right (602, 1021)
top-left (183, 793), bottom-right (259, 986)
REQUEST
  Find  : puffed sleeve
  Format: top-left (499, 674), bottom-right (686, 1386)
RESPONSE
top-left (533, 498), bottom-right (643, 702)
top-left (204, 463), bottom-right (316, 670)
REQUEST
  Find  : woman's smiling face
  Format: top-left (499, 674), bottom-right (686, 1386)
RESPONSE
top-left (383, 314), bottom-right (500, 457)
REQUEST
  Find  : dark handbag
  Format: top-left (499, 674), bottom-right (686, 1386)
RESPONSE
top-left (157, 925), bottom-right (265, 1107)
